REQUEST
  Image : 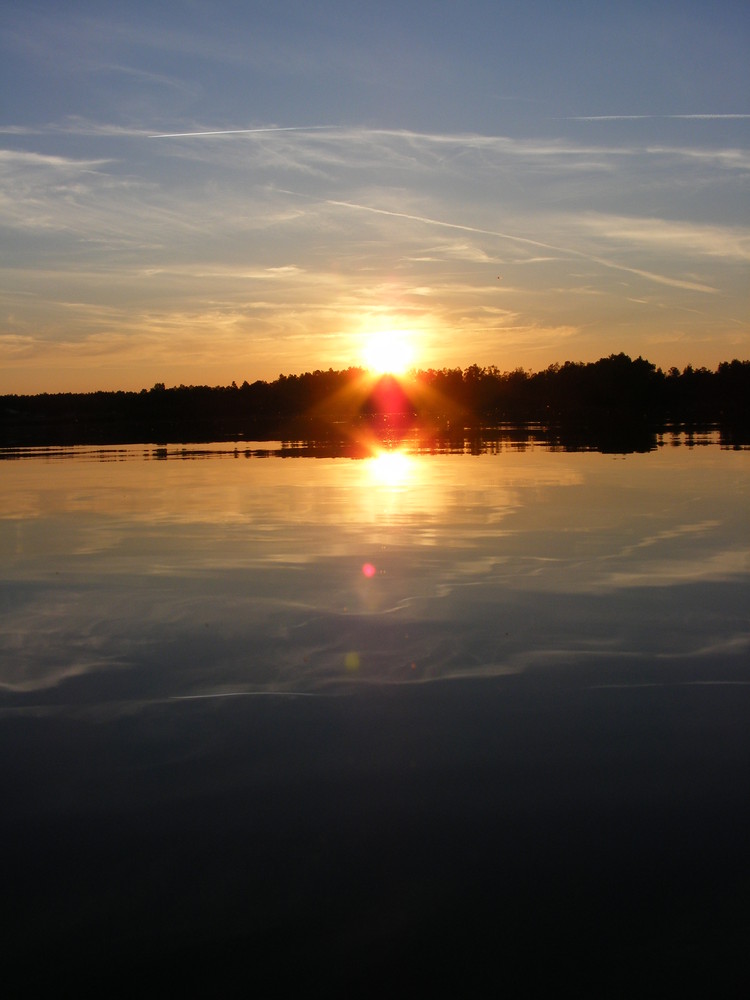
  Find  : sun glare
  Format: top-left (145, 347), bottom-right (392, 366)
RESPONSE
top-left (362, 330), bottom-right (414, 376)
top-left (368, 448), bottom-right (413, 487)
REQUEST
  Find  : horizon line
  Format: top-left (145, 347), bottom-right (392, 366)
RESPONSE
top-left (4, 354), bottom-right (749, 399)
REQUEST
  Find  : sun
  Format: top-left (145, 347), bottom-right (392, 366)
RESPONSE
top-left (362, 330), bottom-right (414, 376)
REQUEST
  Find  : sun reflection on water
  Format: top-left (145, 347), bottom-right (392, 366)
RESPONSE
top-left (367, 448), bottom-right (414, 488)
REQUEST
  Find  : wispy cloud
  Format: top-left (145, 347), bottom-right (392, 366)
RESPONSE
top-left (325, 199), bottom-right (723, 293)
top-left (577, 213), bottom-right (750, 261)
top-left (326, 199), bottom-right (571, 255)
top-left (149, 126), bottom-right (342, 139)
top-left (562, 114), bottom-right (750, 121)
top-left (0, 119), bottom-right (151, 138)
top-left (591, 264), bottom-right (718, 294)
top-left (1, 114), bottom-right (747, 389)
top-left (643, 145), bottom-right (750, 171)
top-left (0, 149), bottom-right (111, 170)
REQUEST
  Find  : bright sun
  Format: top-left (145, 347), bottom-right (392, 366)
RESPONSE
top-left (362, 330), bottom-right (414, 376)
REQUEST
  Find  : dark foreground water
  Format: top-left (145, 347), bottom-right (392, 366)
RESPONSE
top-left (1, 431), bottom-right (749, 994)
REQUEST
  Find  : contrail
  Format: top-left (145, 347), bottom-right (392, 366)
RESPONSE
top-left (326, 199), bottom-right (718, 293)
top-left (560, 114), bottom-right (750, 121)
top-left (326, 199), bottom-right (570, 255)
top-left (149, 125), bottom-right (340, 138)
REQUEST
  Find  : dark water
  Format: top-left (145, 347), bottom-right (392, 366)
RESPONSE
top-left (2, 432), bottom-right (749, 993)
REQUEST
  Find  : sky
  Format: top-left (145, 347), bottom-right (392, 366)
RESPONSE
top-left (1, 0), bottom-right (748, 393)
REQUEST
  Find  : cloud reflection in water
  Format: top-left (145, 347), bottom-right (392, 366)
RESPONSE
top-left (0, 437), bottom-right (748, 706)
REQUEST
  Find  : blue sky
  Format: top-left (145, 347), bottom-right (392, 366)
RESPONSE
top-left (1, 0), bottom-right (748, 391)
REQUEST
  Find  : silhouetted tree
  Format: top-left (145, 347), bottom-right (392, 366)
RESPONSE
top-left (2, 354), bottom-right (748, 447)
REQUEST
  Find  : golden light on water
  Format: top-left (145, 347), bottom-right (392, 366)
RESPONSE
top-left (357, 447), bottom-right (422, 544)
top-left (367, 448), bottom-right (414, 488)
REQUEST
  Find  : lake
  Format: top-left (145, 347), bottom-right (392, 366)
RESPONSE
top-left (2, 429), bottom-right (749, 993)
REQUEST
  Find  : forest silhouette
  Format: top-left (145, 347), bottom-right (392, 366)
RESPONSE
top-left (2, 353), bottom-right (748, 451)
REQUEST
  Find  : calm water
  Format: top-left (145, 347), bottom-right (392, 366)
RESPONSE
top-left (1, 432), bottom-right (748, 700)
top-left (2, 431), bottom-right (749, 992)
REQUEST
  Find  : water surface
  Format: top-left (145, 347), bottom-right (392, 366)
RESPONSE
top-left (1, 431), bottom-right (748, 703)
top-left (2, 431), bottom-right (749, 993)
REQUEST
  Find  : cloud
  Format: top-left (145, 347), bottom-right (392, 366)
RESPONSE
top-left (93, 62), bottom-right (201, 97)
top-left (589, 261), bottom-right (718, 294)
top-left (644, 145), bottom-right (750, 171)
top-left (149, 125), bottom-right (343, 139)
top-left (561, 114), bottom-right (750, 121)
top-left (145, 124), bottom-right (750, 177)
top-left (0, 149), bottom-right (112, 171)
top-left (580, 213), bottom-right (750, 260)
top-left (2, 116), bottom-right (747, 389)
top-left (0, 119), bottom-right (151, 138)
top-left (325, 199), bottom-right (724, 293)
top-left (326, 198), bottom-right (573, 254)
top-left (409, 242), bottom-right (502, 264)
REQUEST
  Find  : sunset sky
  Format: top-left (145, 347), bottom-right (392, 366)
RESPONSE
top-left (1, 0), bottom-right (748, 393)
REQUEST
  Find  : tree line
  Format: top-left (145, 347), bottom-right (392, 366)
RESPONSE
top-left (2, 354), bottom-right (748, 447)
